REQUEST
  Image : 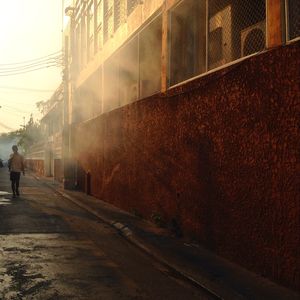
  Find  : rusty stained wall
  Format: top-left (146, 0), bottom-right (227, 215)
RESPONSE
top-left (72, 41), bottom-right (300, 291)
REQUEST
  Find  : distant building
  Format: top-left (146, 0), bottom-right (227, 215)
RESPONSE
top-left (26, 85), bottom-right (64, 181)
top-left (63, 0), bottom-right (299, 291)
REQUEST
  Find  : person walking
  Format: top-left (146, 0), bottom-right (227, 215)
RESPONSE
top-left (8, 145), bottom-right (25, 198)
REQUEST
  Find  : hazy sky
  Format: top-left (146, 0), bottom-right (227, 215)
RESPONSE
top-left (0, 0), bottom-right (71, 133)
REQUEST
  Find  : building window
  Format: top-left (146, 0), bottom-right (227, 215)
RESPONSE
top-left (127, 0), bottom-right (139, 16)
top-left (286, 0), bottom-right (300, 40)
top-left (139, 15), bottom-right (162, 98)
top-left (104, 0), bottom-right (114, 42)
top-left (208, 0), bottom-right (266, 69)
top-left (81, 12), bottom-right (87, 67)
top-left (118, 36), bottom-right (139, 106)
top-left (75, 24), bottom-right (81, 69)
top-left (73, 68), bottom-right (102, 122)
top-left (169, 0), bottom-right (266, 87)
top-left (103, 53), bottom-right (119, 112)
top-left (96, 0), bottom-right (103, 51)
top-left (169, 0), bottom-right (206, 86)
top-left (114, 0), bottom-right (126, 31)
top-left (88, 1), bottom-right (95, 60)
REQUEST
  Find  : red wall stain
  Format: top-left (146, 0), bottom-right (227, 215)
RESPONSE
top-left (73, 42), bottom-right (300, 290)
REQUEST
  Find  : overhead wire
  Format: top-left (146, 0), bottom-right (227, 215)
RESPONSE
top-left (0, 121), bottom-right (15, 131)
top-left (0, 63), bottom-right (62, 76)
top-left (0, 55), bottom-right (62, 72)
top-left (0, 99), bottom-right (42, 106)
top-left (0, 50), bottom-right (63, 76)
top-left (0, 86), bottom-right (54, 92)
top-left (0, 50), bottom-right (62, 66)
top-left (0, 107), bottom-right (25, 117)
top-left (0, 104), bottom-right (33, 114)
top-left (0, 54), bottom-right (62, 130)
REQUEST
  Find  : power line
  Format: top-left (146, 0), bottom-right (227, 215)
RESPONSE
top-left (0, 99), bottom-right (42, 106)
top-left (0, 50), bottom-right (63, 76)
top-left (0, 121), bottom-right (15, 131)
top-left (0, 98), bottom-right (51, 106)
top-left (0, 108), bottom-right (25, 117)
top-left (0, 63), bottom-right (61, 76)
top-left (0, 57), bottom-right (62, 75)
top-left (0, 50), bottom-right (62, 66)
top-left (0, 55), bottom-right (62, 72)
top-left (0, 86), bottom-right (55, 92)
top-left (0, 104), bottom-right (33, 114)
top-left (0, 62), bottom-right (62, 75)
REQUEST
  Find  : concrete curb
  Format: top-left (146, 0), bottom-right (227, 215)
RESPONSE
top-left (32, 175), bottom-right (223, 299)
top-left (56, 188), bottom-right (223, 299)
top-left (32, 174), bottom-right (299, 300)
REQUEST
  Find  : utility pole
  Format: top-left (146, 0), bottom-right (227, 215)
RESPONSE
top-left (62, 6), bottom-right (75, 190)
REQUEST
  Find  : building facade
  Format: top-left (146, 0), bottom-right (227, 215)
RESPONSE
top-left (26, 85), bottom-right (64, 182)
top-left (63, 0), bottom-right (300, 291)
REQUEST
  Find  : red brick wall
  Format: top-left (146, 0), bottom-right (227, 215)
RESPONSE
top-left (25, 159), bottom-right (44, 177)
top-left (72, 41), bottom-right (300, 290)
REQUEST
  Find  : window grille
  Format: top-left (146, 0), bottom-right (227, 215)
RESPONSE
top-left (114, 0), bottom-right (126, 31)
top-left (88, 2), bottom-right (94, 40)
top-left (104, 0), bottom-right (114, 42)
top-left (286, 0), bottom-right (300, 40)
top-left (97, 24), bottom-right (103, 51)
top-left (75, 24), bottom-right (81, 68)
top-left (96, 0), bottom-right (103, 50)
top-left (81, 14), bottom-right (87, 67)
top-left (169, 0), bottom-right (266, 86)
top-left (208, 0), bottom-right (266, 69)
top-left (118, 37), bottom-right (139, 106)
top-left (127, 0), bottom-right (139, 16)
top-left (88, 2), bottom-right (95, 59)
top-left (169, 0), bottom-right (206, 86)
top-left (103, 54), bottom-right (120, 112)
top-left (139, 16), bottom-right (162, 98)
top-left (89, 36), bottom-right (94, 60)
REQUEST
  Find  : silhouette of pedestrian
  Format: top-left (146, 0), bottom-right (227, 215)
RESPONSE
top-left (8, 145), bottom-right (25, 198)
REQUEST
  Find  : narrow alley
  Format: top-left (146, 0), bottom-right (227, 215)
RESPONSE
top-left (0, 168), bottom-right (214, 299)
top-left (0, 0), bottom-right (299, 299)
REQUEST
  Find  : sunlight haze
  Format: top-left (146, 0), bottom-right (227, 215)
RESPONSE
top-left (0, 0), bottom-right (69, 133)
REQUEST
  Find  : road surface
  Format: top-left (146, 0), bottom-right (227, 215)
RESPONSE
top-left (0, 168), bottom-right (215, 300)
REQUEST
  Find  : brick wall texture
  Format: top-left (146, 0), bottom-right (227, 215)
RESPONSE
top-left (72, 41), bottom-right (300, 290)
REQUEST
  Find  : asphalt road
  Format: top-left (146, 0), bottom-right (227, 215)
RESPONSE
top-left (0, 168), bottom-right (215, 300)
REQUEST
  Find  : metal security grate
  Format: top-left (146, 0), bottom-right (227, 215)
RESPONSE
top-left (127, 0), bottom-right (139, 16)
top-left (169, 0), bottom-right (205, 86)
top-left (88, 2), bottom-right (95, 59)
top-left (114, 0), bottom-right (126, 31)
top-left (287, 0), bottom-right (300, 40)
top-left (208, 0), bottom-right (266, 69)
top-left (88, 2), bottom-right (94, 40)
top-left (104, 0), bottom-right (114, 42)
top-left (96, 0), bottom-right (103, 50)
